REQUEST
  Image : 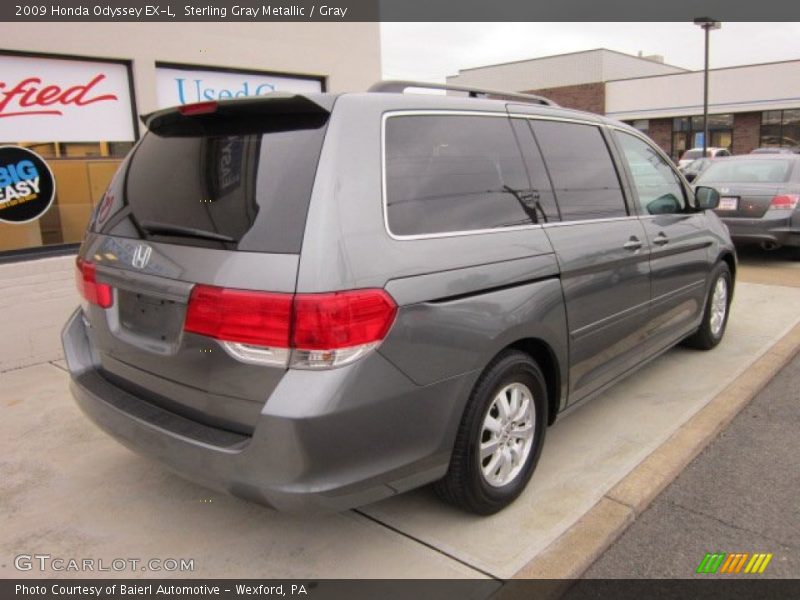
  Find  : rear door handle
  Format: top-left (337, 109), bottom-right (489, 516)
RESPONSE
top-left (653, 233), bottom-right (669, 246)
top-left (623, 237), bottom-right (642, 251)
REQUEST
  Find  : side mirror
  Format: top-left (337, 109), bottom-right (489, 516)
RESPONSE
top-left (695, 186), bottom-right (720, 210)
top-left (647, 194), bottom-right (682, 215)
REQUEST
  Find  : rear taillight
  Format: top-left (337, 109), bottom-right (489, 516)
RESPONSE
top-left (75, 258), bottom-right (113, 308)
top-left (183, 286), bottom-right (397, 369)
top-left (292, 291), bottom-right (397, 369)
top-left (184, 286), bottom-right (292, 347)
top-left (770, 194), bottom-right (800, 210)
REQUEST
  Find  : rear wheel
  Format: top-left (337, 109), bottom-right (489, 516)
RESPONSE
top-left (684, 262), bottom-right (732, 350)
top-left (434, 350), bottom-right (547, 515)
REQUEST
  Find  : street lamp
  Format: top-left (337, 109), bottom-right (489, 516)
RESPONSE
top-left (694, 18), bottom-right (721, 159)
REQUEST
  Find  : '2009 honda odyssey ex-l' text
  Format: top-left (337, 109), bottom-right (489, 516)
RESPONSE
top-left (63, 82), bottom-right (735, 514)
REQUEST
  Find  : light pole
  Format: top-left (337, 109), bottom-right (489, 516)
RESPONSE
top-left (694, 18), bottom-right (721, 159)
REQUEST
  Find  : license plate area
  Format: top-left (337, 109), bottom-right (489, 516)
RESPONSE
top-left (718, 196), bottom-right (739, 211)
top-left (118, 290), bottom-right (184, 342)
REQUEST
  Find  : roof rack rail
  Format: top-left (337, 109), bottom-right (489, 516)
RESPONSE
top-left (368, 80), bottom-right (559, 107)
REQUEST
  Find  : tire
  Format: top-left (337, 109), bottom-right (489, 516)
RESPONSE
top-left (434, 350), bottom-right (548, 515)
top-left (683, 262), bottom-right (732, 350)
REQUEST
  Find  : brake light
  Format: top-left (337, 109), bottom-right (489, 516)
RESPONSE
top-left (75, 258), bottom-right (113, 308)
top-left (770, 194), bottom-right (800, 210)
top-left (178, 101), bottom-right (218, 116)
top-left (184, 286), bottom-right (292, 347)
top-left (183, 286), bottom-right (397, 369)
top-left (293, 291), bottom-right (397, 349)
top-left (291, 290), bottom-right (398, 369)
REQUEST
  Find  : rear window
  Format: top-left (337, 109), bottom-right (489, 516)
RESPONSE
top-left (384, 115), bottom-right (540, 237)
top-left (696, 160), bottom-right (794, 184)
top-left (93, 112), bottom-right (329, 253)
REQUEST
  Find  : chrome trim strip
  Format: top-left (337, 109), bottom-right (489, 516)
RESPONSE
top-left (508, 113), bottom-right (605, 126)
top-left (542, 216), bottom-right (639, 228)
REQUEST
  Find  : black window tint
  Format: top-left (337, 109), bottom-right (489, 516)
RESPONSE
top-left (385, 115), bottom-right (539, 236)
top-left (614, 131), bottom-right (686, 215)
top-left (96, 113), bottom-right (328, 253)
top-left (510, 119), bottom-right (560, 223)
top-left (530, 121), bottom-right (627, 221)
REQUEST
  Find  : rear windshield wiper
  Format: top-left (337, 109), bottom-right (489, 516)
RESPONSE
top-left (140, 222), bottom-right (236, 243)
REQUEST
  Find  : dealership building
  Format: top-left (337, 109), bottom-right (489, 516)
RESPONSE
top-left (0, 23), bottom-right (380, 257)
top-left (448, 48), bottom-right (800, 161)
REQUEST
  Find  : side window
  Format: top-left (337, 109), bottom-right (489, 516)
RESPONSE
top-left (384, 115), bottom-right (540, 236)
top-left (530, 120), bottom-right (628, 221)
top-left (509, 119), bottom-right (560, 223)
top-left (614, 130), bottom-right (687, 215)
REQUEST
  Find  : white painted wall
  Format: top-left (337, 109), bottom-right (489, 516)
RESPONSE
top-left (0, 255), bottom-right (78, 371)
top-left (606, 60), bottom-right (800, 120)
top-left (447, 49), bottom-right (685, 91)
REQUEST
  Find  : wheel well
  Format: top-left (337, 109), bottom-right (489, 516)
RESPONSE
top-left (508, 338), bottom-right (561, 426)
top-left (720, 252), bottom-right (736, 289)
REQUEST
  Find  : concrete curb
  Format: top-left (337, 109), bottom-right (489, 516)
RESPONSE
top-left (512, 321), bottom-right (800, 580)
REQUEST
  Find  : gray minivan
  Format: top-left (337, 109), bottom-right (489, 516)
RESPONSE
top-left (63, 82), bottom-right (736, 515)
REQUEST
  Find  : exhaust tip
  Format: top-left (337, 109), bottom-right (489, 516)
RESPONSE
top-left (760, 241), bottom-right (780, 251)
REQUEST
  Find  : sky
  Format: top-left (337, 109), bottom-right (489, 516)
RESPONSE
top-left (380, 22), bottom-right (800, 82)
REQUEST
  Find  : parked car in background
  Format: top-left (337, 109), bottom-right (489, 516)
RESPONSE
top-left (680, 157), bottom-right (714, 182)
top-left (678, 147), bottom-right (731, 168)
top-left (694, 154), bottom-right (800, 252)
top-left (750, 147), bottom-right (800, 155)
top-left (62, 81), bottom-right (736, 515)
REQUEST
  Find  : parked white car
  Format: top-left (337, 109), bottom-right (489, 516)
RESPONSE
top-left (678, 147), bottom-right (731, 168)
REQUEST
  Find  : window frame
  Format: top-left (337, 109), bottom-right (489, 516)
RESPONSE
top-left (381, 110), bottom-right (636, 241)
top-left (607, 125), bottom-right (695, 218)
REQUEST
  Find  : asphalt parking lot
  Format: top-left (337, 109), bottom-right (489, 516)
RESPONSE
top-left (1, 248), bottom-right (799, 580)
top-left (584, 349), bottom-right (800, 578)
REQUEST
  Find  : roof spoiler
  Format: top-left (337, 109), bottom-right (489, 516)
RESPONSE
top-left (140, 93), bottom-right (333, 132)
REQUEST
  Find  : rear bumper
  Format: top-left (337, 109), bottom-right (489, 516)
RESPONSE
top-left (62, 308), bottom-right (472, 512)
top-left (720, 215), bottom-right (800, 248)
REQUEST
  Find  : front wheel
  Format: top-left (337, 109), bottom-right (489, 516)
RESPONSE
top-left (434, 350), bottom-right (548, 515)
top-left (683, 262), bottom-right (732, 350)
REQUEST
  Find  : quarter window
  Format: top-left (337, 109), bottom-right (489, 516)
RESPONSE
top-left (614, 131), bottom-right (687, 215)
top-left (530, 121), bottom-right (628, 221)
top-left (385, 115), bottom-right (540, 236)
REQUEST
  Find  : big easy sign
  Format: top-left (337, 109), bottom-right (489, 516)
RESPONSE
top-left (0, 54), bottom-right (135, 143)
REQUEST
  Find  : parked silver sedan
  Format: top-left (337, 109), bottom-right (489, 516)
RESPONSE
top-left (695, 154), bottom-right (800, 252)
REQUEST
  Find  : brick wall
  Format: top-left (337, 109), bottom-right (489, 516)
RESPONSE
top-left (647, 118), bottom-right (674, 157)
top-left (733, 112), bottom-right (762, 155)
top-left (523, 82), bottom-right (606, 115)
top-left (0, 255), bottom-right (78, 371)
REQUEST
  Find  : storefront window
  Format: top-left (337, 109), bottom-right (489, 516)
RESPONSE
top-left (671, 114), bottom-right (733, 160)
top-left (0, 53), bottom-right (136, 254)
top-left (761, 109), bottom-right (800, 148)
top-left (673, 117), bottom-right (690, 132)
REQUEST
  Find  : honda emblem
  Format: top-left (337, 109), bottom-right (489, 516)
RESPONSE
top-left (132, 244), bottom-right (152, 269)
